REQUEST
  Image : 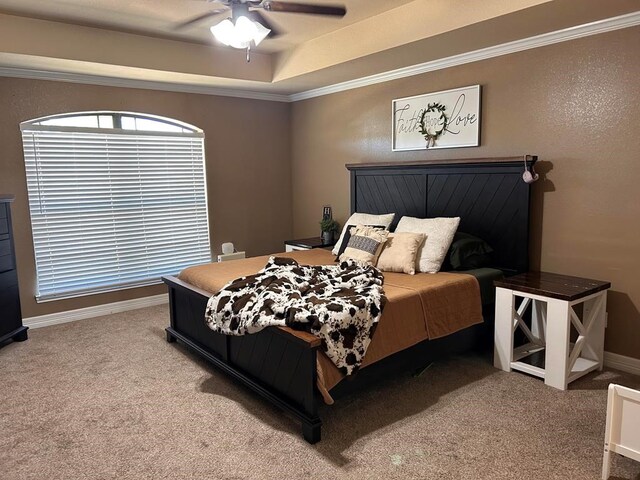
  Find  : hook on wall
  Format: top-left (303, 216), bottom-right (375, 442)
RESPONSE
top-left (522, 155), bottom-right (539, 184)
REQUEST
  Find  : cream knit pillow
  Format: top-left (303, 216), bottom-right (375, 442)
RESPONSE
top-left (395, 216), bottom-right (460, 273)
top-left (376, 232), bottom-right (426, 275)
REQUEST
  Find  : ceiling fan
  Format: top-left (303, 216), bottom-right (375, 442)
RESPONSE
top-left (176, 0), bottom-right (347, 61)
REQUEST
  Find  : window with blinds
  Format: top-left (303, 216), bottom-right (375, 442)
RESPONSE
top-left (20, 112), bottom-right (211, 302)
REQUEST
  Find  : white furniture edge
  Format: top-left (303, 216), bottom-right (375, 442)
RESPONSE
top-left (602, 384), bottom-right (640, 479)
top-left (23, 294), bottom-right (168, 329)
top-left (285, 244), bottom-right (311, 252)
top-left (0, 11), bottom-right (639, 103)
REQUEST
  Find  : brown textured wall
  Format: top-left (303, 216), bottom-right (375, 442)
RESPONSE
top-left (291, 27), bottom-right (640, 360)
top-left (0, 78), bottom-right (291, 317)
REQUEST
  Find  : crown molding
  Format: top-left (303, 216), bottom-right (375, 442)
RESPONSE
top-left (290, 11), bottom-right (640, 102)
top-left (0, 66), bottom-right (291, 102)
top-left (0, 11), bottom-right (638, 103)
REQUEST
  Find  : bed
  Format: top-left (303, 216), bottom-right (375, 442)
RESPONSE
top-left (163, 156), bottom-right (536, 443)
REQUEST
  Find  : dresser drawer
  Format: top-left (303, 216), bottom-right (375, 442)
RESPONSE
top-left (0, 283), bottom-right (22, 334)
top-left (0, 269), bottom-right (18, 289)
top-left (0, 239), bottom-right (10, 257)
top-left (0, 203), bottom-right (6, 219)
top-left (0, 255), bottom-right (14, 273)
top-left (0, 217), bottom-right (7, 235)
top-left (0, 237), bottom-right (14, 273)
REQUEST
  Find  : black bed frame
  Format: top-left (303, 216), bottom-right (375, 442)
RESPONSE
top-left (163, 156), bottom-right (537, 443)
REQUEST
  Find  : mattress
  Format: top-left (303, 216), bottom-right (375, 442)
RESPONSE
top-left (179, 248), bottom-right (484, 403)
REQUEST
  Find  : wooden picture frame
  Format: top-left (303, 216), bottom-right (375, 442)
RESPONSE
top-left (392, 85), bottom-right (481, 151)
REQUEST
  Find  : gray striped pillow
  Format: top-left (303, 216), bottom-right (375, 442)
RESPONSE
top-left (339, 225), bottom-right (389, 266)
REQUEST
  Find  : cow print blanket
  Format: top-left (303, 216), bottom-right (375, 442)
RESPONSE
top-left (205, 256), bottom-right (386, 375)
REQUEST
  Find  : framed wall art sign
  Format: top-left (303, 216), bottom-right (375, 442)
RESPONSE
top-left (392, 85), bottom-right (481, 151)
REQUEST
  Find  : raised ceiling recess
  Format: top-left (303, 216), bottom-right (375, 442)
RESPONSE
top-left (0, 0), bottom-right (638, 98)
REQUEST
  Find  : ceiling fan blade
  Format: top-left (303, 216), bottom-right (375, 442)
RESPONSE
top-left (174, 9), bottom-right (229, 30)
top-left (247, 10), bottom-right (282, 38)
top-left (261, 1), bottom-right (346, 17)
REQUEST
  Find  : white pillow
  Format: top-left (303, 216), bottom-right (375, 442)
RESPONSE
top-left (332, 212), bottom-right (395, 255)
top-left (395, 216), bottom-right (460, 273)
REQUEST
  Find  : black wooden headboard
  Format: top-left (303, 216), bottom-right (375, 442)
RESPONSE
top-left (346, 156), bottom-right (536, 275)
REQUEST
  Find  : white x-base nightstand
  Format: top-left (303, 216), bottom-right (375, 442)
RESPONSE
top-left (494, 272), bottom-right (611, 390)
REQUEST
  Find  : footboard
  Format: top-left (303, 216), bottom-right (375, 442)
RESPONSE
top-left (163, 276), bottom-right (322, 443)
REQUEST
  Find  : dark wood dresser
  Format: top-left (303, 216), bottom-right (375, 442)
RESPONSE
top-left (0, 195), bottom-right (27, 346)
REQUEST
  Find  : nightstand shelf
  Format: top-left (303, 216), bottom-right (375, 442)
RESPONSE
top-left (494, 271), bottom-right (610, 390)
top-left (284, 237), bottom-right (336, 252)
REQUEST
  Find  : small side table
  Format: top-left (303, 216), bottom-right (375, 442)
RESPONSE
top-left (284, 237), bottom-right (336, 253)
top-left (494, 271), bottom-right (611, 390)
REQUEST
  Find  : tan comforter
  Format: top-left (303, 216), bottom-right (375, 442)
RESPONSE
top-left (179, 248), bottom-right (483, 403)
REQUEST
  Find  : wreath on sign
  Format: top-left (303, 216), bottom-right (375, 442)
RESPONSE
top-left (418, 102), bottom-right (449, 148)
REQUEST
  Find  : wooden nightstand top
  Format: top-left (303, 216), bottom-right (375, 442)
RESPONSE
top-left (494, 271), bottom-right (611, 302)
top-left (285, 237), bottom-right (336, 249)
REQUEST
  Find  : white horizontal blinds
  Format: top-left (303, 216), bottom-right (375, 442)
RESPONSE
top-left (22, 124), bottom-right (211, 301)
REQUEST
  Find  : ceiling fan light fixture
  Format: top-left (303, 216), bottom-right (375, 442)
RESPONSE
top-left (210, 19), bottom-right (235, 46)
top-left (252, 20), bottom-right (271, 46)
top-left (234, 16), bottom-right (260, 46)
top-left (210, 16), bottom-right (271, 49)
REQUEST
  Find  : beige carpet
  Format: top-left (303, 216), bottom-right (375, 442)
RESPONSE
top-left (1, 304), bottom-right (639, 480)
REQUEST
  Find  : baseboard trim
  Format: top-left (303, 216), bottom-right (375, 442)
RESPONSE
top-left (23, 294), bottom-right (168, 329)
top-left (604, 352), bottom-right (640, 376)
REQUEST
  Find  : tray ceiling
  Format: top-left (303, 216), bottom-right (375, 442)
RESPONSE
top-left (0, 0), bottom-right (637, 97)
